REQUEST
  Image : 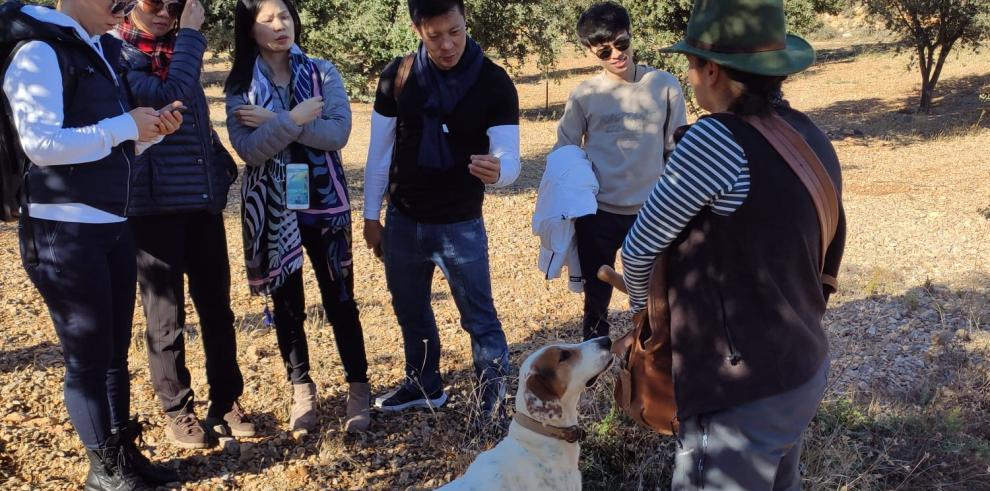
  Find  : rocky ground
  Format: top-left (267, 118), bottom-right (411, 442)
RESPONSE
top-left (1, 29), bottom-right (989, 490)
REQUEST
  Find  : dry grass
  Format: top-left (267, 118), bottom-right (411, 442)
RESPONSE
top-left (1, 25), bottom-right (989, 490)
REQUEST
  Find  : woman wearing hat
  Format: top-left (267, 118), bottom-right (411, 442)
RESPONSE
top-left (616, 0), bottom-right (847, 488)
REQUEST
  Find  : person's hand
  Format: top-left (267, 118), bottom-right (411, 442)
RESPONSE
top-left (129, 107), bottom-right (162, 141)
top-left (155, 101), bottom-right (184, 136)
top-left (469, 154), bottom-right (500, 184)
top-left (234, 105), bottom-right (277, 128)
top-left (289, 96), bottom-right (323, 126)
top-left (597, 265), bottom-right (627, 294)
top-left (363, 219), bottom-right (384, 260)
top-left (179, 0), bottom-right (205, 31)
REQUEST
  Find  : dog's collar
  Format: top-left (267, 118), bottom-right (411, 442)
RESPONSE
top-left (512, 412), bottom-right (586, 443)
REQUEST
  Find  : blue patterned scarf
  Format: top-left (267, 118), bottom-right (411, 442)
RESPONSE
top-left (241, 45), bottom-right (353, 297)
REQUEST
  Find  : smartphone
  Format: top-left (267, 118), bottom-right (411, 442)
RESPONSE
top-left (285, 163), bottom-right (310, 210)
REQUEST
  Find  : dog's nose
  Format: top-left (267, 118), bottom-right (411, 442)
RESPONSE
top-left (594, 336), bottom-right (612, 350)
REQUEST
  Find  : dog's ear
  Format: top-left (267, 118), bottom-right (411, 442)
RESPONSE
top-left (524, 349), bottom-right (567, 420)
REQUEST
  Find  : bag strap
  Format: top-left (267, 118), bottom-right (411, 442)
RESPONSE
top-left (392, 52), bottom-right (415, 103)
top-left (743, 113), bottom-right (839, 273)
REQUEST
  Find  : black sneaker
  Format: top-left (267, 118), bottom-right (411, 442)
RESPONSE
top-left (374, 384), bottom-right (448, 412)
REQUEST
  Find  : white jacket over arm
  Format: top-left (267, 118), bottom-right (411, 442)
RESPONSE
top-left (532, 145), bottom-right (598, 292)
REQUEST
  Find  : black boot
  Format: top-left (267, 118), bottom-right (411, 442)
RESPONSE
top-left (84, 433), bottom-right (154, 491)
top-left (117, 419), bottom-right (182, 485)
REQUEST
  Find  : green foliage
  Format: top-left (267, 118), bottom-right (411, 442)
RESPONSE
top-left (862, 0), bottom-right (990, 112)
top-left (197, 0), bottom-right (844, 101)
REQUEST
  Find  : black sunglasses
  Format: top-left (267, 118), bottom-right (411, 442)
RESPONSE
top-left (110, 0), bottom-right (137, 15)
top-left (141, 0), bottom-right (185, 18)
top-left (593, 35), bottom-right (632, 61)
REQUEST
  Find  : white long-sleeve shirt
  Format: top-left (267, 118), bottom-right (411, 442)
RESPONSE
top-left (362, 110), bottom-right (521, 221)
top-left (1, 6), bottom-right (140, 223)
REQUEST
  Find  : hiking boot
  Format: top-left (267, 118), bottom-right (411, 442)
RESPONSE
top-left (344, 382), bottom-right (371, 433)
top-left (165, 412), bottom-right (210, 449)
top-left (205, 401), bottom-right (256, 438)
top-left (289, 382), bottom-right (318, 434)
top-left (118, 419), bottom-right (181, 485)
top-left (374, 384), bottom-right (448, 412)
top-left (84, 433), bottom-right (153, 491)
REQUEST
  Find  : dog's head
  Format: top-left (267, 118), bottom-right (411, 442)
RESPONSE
top-left (516, 337), bottom-right (613, 425)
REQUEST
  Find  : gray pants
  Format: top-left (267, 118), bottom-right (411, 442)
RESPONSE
top-left (672, 358), bottom-right (829, 491)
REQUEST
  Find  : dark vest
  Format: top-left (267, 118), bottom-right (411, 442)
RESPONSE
top-left (668, 108), bottom-right (839, 419)
top-left (25, 33), bottom-right (133, 216)
top-left (120, 30), bottom-right (235, 216)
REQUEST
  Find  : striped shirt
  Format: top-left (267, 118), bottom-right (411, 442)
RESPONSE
top-left (620, 117), bottom-right (750, 311)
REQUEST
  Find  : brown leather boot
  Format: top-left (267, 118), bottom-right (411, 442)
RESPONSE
top-left (289, 382), bottom-right (318, 434)
top-left (343, 382), bottom-right (371, 433)
top-left (205, 401), bottom-right (256, 438)
top-left (165, 412), bottom-right (210, 449)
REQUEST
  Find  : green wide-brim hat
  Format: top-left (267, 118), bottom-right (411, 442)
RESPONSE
top-left (661, 0), bottom-right (815, 76)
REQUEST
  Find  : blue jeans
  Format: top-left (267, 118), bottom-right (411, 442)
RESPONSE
top-left (18, 216), bottom-right (136, 449)
top-left (383, 206), bottom-right (509, 394)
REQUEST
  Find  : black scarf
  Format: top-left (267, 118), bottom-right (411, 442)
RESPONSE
top-left (412, 36), bottom-right (484, 170)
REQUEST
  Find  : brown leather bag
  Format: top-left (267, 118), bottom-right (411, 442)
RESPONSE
top-left (608, 253), bottom-right (678, 435)
top-left (605, 112), bottom-right (840, 436)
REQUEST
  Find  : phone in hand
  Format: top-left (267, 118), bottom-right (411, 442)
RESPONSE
top-left (285, 163), bottom-right (310, 210)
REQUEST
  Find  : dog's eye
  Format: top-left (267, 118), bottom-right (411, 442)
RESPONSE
top-left (559, 350), bottom-right (571, 362)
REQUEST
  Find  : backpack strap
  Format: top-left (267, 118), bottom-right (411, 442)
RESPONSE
top-left (392, 52), bottom-right (415, 103)
top-left (742, 113), bottom-right (839, 274)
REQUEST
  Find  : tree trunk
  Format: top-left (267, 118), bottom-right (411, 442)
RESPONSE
top-left (919, 79), bottom-right (934, 113)
top-left (917, 44), bottom-right (935, 113)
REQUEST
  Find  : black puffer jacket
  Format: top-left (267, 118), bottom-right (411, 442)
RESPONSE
top-left (119, 28), bottom-right (235, 215)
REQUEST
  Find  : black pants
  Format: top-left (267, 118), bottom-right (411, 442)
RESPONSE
top-left (574, 209), bottom-right (637, 341)
top-left (131, 211), bottom-right (243, 419)
top-left (18, 216), bottom-right (135, 449)
top-left (270, 224), bottom-right (368, 385)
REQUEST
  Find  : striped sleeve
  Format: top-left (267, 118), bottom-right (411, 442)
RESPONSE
top-left (620, 118), bottom-right (749, 312)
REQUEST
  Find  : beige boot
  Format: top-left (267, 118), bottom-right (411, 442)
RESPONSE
top-left (344, 382), bottom-right (371, 433)
top-left (289, 383), bottom-right (318, 434)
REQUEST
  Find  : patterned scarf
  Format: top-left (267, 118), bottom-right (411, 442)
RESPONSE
top-left (115, 17), bottom-right (176, 79)
top-left (412, 37), bottom-right (484, 169)
top-left (241, 45), bottom-right (353, 296)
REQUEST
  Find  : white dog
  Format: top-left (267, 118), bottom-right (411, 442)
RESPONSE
top-left (437, 337), bottom-right (613, 491)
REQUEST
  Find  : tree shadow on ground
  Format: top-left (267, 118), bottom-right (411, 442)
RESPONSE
top-left (514, 65), bottom-right (598, 86)
top-left (812, 41), bottom-right (902, 67)
top-left (803, 73), bottom-right (990, 145)
top-left (0, 340), bottom-right (61, 374)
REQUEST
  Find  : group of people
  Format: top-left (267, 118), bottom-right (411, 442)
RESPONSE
top-left (1, 0), bottom-right (845, 488)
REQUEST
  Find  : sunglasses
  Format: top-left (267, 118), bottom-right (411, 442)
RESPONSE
top-left (110, 0), bottom-right (137, 15)
top-left (593, 35), bottom-right (632, 61)
top-left (139, 0), bottom-right (185, 17)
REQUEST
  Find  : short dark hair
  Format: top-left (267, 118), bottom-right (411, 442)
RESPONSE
top-left (691, 57), bottom-right (788, 117)
top-left (224, 0), bottom-right (304, 95)
top-left (407, 0), bottom-right (465, 25)
top-left (577, 2), bottom-right (631, 48)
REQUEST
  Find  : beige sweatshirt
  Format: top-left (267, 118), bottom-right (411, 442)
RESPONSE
top-left (553, 65), bottom-right (687, 215)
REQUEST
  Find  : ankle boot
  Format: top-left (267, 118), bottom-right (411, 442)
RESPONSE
top-left (119, 419), bottom-right (181, 484)
top-left (289, 382), bottom-right (318, 434)
top-left (344, 382), bottom-right (371, 433)
top-left (84, 433), bottom-right (153, 491)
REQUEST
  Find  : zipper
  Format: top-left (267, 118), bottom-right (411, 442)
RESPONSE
top-left (197, 98), bottom-right (213, 205)
top-left (696, 419), bottom-right (709, 488)
top-left (718, 291), bottom-right (742, 366)
top-left (117, 99), bottom-right (132, 215)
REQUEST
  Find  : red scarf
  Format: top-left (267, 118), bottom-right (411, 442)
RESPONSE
top-left (115, 18), bottom-right (176, 79)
